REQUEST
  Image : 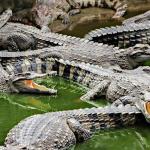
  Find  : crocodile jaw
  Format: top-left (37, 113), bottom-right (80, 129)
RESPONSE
top-left (12, 73), bottom-right (57, 95)
top-left (14, 79), bottom-right (57, 95)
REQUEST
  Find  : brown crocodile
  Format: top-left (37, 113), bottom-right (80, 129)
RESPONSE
top-left (0, 0), bottom-right (127, 32)
top-left (32, 0), bottom-right (127, 31)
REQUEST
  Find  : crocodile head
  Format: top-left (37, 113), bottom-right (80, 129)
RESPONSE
top-left (128, 44), bottom-right (150, 67)
top-left (31, 1), bottom-right (54, 30)
top-left (2, 71), bottom-right (57, 95)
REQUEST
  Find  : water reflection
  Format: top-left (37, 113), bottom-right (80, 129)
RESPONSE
top-left (76, 127), bottom-right (150, 150)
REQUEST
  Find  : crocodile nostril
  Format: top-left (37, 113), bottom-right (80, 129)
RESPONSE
top-left (22, 147), bottom-right (27, 150)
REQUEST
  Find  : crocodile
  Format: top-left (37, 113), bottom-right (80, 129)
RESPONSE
top-left (0, 50), bottom-right (59, 94)
top-left (1, 105), bottom-right (142, 150)
top-left (1, 49), bottom-right (150, 105)
top-left (1, 17), bottom-right (150, 67)
top-left (85, 18), bottom-right (150, 48)
top-left (1, 57), bottom-right (150, 149)
top-left (0, 9), bottom-right (98, 51)
top-left (123, 10), bottom-right (150, 25)
top-left (0, 0), bottom-right (127, 31)
top-left (1, 9), bottom-right (150, 52)
top-left (32, 0), bottom-right (127, 30)
top-left (1, 43), bottom-right (150, 70)
top-left (1, 11), bottom-right (150, 70)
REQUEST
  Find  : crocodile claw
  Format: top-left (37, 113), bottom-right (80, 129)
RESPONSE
top-left (62, 17), bottom-right (70, 24)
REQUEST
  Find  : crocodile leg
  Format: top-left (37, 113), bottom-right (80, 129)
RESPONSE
top-left (112, 3), bottom-right (127, 18)
top-left (67, 0), bottom-right (81, 16)
top-left (80, 80), bottom-right (111, 101)
top-left (9, 8), bottom-right (33, 25)
top-left (1, 32), bottom-right (36, 51)
top-left (68, 9), bottom-right (81, 16)
top-left (112, 1), bottom-right (127, 18)
top-left (67, 118), bottom-right (92, 142)
top-left (57, 9), bottom-right (71, 24)
top-left (41, 8), bottom-right (70, 28)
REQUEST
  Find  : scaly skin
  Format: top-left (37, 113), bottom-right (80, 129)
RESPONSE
top-left (1, 44), bottom-right (150, 70)
top-left (32, 0), bottom-right (127, 30)
top-left (1, 58), bottom-right (150, 149)
top-left (1, 10), bottom-right (150, 53)
top-left (1, 50), bottom-right (150, 110)
top-left (0, 19), bottom-right (97, 51)
top-left (0, 52), bottom-right (59, 94)
top-left (1, 18), bottom-right (150, 69)
top-left (3, 105), bottom-right (142, 150)
top-left (123, 10), bottom-right (150, 25)
top-left (0, 9), bottom-right (12, 29)
top-left (85, 21), bottom-right (150, 48)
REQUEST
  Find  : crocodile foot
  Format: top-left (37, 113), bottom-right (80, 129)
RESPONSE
top-left (67, 118), bottom-right (92, 142)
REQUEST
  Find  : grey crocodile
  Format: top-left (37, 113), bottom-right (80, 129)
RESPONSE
top-left (0, 50), bottom-right (59, 94)
top-left (0, 9), bottom-right (98, 51)
top-left (1, 14), bottom-right (150, 68)
top-left (1, 43), bottom-right (150, 70)
top-left (1, 48), bottom-right (150, 105)
top-left (85, 18), bottom-right (150, 48)
top-left (1, 105), bottom-right (142, 150)
top-left (1, 57), bottom-right (150, 149)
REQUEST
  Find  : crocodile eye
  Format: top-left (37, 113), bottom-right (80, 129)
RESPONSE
top-left (130, 51), bottom-right (143, 58)
top-left (136, 52), bottom-right (143, 56)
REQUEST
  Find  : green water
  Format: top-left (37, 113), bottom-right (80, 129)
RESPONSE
top-left (1, 76), bottom-right (150, 150)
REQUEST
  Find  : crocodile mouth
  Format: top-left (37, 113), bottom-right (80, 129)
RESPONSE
top-left (12, 73), bottom-right (57, 95)
top-left (145, 102), bottom-right (150, 115)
